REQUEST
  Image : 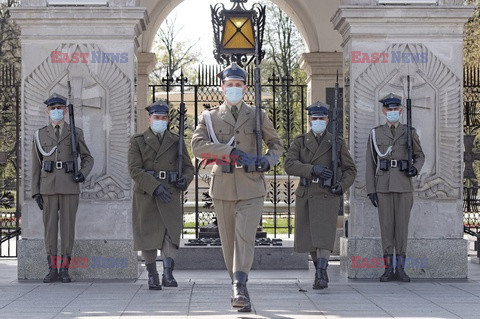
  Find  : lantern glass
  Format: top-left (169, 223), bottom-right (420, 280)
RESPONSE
top-left (221, 14), bottom-right (255, 50)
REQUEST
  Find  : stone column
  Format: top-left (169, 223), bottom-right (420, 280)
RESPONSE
top-left (11, 0), bottom-right (147, 279)
top-left (299, 52), bottom-right (343, 104)
top-left (332, 1), bottom-right (474, 278)
top-left (136, 52), bottom-right (157, 133)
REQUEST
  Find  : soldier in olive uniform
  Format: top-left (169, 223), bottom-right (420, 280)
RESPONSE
top-left (128, 100), bottom-right (194, 290)
top-left (191, 63), bottom-right (282, 312)
top-left (31, 93), bottom-right (94, 283)
top-left (284, 102), bottom-right (356, 289)
top-left (365, 93), bottom-right (425, 282)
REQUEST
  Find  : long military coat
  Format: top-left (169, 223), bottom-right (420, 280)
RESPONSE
top-left (284, 130), bottom-right (357, 252)
top-left (128, 128), bottom-right (194, 251)
top-left (365, 123), bottom-right (425, 194)
top-left (31, 124), bottom-right (94, 195)
top-left (191, 102), bottom-right (283, 201)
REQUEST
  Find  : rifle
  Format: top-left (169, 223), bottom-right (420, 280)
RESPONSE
top-left (174, 71), bottom-right (187, 181)
top-left (324, 70), bottom-right (340, 188)
top-left (253, 23), bottom-right (263, 171)
top-left (67, 81), bottom-right (79, 178)
top-left (406, 75), bottom-right (413, 172)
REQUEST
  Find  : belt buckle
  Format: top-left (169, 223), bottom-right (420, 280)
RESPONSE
top-left (312, 177), bottom-right (319, 184)
top-left (158, 171), bottom-right (167, 180)
top-left (56, 161), bottom-right (63, 169)
top-left (390, 159), bottom-right (398, 168)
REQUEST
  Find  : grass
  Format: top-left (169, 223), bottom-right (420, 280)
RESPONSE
top-left (183, 216), bottom-right (294, 236)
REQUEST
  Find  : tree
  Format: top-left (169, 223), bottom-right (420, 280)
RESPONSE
top-left (257, 1), bottom-right (306, 174)
top-left (0, 0), bottom-right (20, 67)
top-left (464, 0), bottom-right (480, 66)
top-left (150, 15), bottom-right (201, 85)
top-left (0, 0), bottom-right (20, 188)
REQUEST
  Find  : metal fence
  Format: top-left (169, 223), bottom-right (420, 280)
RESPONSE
top-left (0, 64), bottom-right (21, 257)
top-left (463, 64), bottom-right (480, 257)
top-left (149, 65), bottom-right (309, 238)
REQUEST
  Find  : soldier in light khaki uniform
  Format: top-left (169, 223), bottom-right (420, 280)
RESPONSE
top-left (128, 100), bottom-right (194, 290)
top-left (284, 102), bottom-right (356, 290)
top-left (365, 93), bottom-right (425, 282)
top-left (31, 93), bottom-right (94, 283)
top-left (191, 63), bottom-right (282, 312)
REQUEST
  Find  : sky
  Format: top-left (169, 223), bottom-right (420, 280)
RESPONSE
top-left (157, 0), bottom-right (262, 65)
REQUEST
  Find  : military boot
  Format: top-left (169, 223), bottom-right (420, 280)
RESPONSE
top-left (43, 255), bottom-right (59, 283)
top-left (231, 271), bottom-right (250, 310)
top-left (237, 284), bottom-right (252, 313)
top-left (313, 258), bottom-right (328, 289)
top-left (146, 262), bottom-right (162, 290)
top-left (395, 255), bottom-right (411, 282)
top-left (380, 255), bottom-right (395, 282)
top-left (59, 255), bottom-right (72, 283)
top-left (161, 257), bottom-right (178, 287)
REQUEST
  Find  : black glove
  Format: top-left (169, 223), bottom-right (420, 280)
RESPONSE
top-left (311, 164), bottom-right (334, 180)
top-left (174, 176), bottom-right (188, 191)
top-left (230, 148), bottom-right (252, 167)
top-left (154, 184), bottom-right (171, 203)
top-left (406, 165), bottom-right (418, 177)
top-left (368, 193), bottom-right (378, 208)
top-left (255, 156), bottom-right (270, 172)
top-left (330, 183), bottom-right (343, 195)
top-left (73, 171), bottom-right (85, 183)
top-left (33, 193), bottom-right (43, 210)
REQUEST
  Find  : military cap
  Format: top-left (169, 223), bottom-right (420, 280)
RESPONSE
top-left (379, 93), bottom-right (402, 108)
top-left (145, 99), bottom-right (170, 115)
top-left (306, 101), bottom-right (329, 116)
top-left (44, 93), bottom-right (67, 107)
top-left (217, 62), bottom-right (247, 82)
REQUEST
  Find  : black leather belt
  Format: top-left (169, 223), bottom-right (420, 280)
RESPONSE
top-left (145, 170), bottom-right (169, 180)
top-left (299, 177), bottom-right (320, 187)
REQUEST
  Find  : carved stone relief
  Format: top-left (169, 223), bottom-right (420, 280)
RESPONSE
top-left (23, 43), bottom-right (132, 200)
top-left (353, 43), bottom-right (462, 199)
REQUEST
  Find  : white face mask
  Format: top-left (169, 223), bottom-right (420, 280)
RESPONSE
top-left (386, 110), bottom-right (400, 123)
top-left (311, 120), bottom-right (327, 134)
top-left (151, 120), bottom-right (168, 134)
top-left (49, 109), bottom-right (64, 122)
top-left (225, 87), bottom-right (244, 105)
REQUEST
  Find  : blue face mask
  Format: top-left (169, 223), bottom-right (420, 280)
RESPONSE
top-left (49, 109), bottom-right (64, 122)
top-left (225, 87), bottom-right (244, 105)
top-left (386, 110), bottom-right (400, 123)
top-left (311, 120), bottom-right (327, 134)
top-left (151, 120), bottom-right (168, 134)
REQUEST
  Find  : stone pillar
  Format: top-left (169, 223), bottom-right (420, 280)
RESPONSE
top-left (11, 0), bottom-right (147, 279)
top-left (332, 1), bottom-right (474, 278)
top-left (299, 52), bottom-right (343, 104)
top-left (136, 52), bottom-right (157, 133)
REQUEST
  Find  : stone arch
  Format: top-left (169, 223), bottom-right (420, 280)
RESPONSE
top-left (139, 0), bottom-right (323, 54)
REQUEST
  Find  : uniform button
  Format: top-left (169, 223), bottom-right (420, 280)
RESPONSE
top-left (309, 195), bottom-right (313, 198)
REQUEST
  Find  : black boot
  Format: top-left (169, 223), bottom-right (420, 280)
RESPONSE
top-left (380, 255), bottom-right (395, 282)
top-left (313, 258), bottom-right (328, 289)
top-left (43, 255), bottom-right (59, 283)
top-left (161, 257), bottom-right (178, 287)
top-left (146, 262), bottom-right (162, 290)
top-left (395, 255), bottom-right (411, 282)
top-left (59, 255), bottom-right (71, 283)
top-left (231, 271), bottom-right (250, 311)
